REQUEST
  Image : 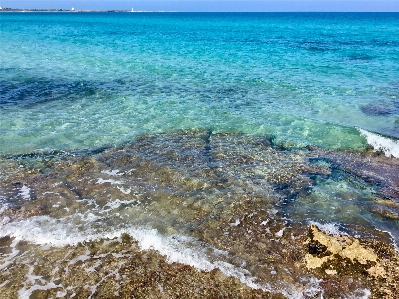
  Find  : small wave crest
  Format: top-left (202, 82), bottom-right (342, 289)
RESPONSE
top-left (358, 128), bottom-right (399, 158)
top-left (0, 215), bottom-right (324, 299)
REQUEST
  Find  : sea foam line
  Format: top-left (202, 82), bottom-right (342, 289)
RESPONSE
top-left (0, 215), bottom-right (318, 299)
top-left (358, 128), bottom-right (399, 158)
top-left (0, 216), bottom-right (266, 289)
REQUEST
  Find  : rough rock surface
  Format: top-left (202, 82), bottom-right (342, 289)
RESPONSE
top-left (1, 130), bottom-right (398, 298)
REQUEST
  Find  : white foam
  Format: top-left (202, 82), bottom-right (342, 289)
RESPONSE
top-left (0, 238), bottom-right (20, 271)
top-left (275, 227), bottom-right (285, 238)
top-left (101, 169), bottom-right (123, 176)
top-left (117, 186), bottom-right (132, 194)
top-left (260, 220), bottom-right (269, 226)
top-left (19, 185), bottom-right (31, 201)
top-left (358, 128), bottom-right (399, 158)
top-left (103, 199), bottom-right (139, 210)
top-left (2, 216), bottom-right (11, 225)
top-left (0, 215), bottom-right (324, 299)
top-left (68, 249), bottom-right (92, 265)
top-left (96, 178), bottom-right (123, 185)
top-left (85, 260), bottom-right (101, 274)
top-left (0, 216), bottom-right (86, 247)
top-left (56, 290), bottom-right (68, 298)
top-left (230, 219), bottom-right (240, 226)
top-left (300, 277), bottom-right (324, 298)
top-left (346, 288), bottom-right (371, 299)
top-left (309, 221), bottom-right (344, 236)
top-left (374, 228), bottom-right (399, 254)
top-left (79, 212), bottom-right (102, 222)
top-left (17, 263), bottom-right (64, 298)
top-left (18, 282), bottom-right (62, 299)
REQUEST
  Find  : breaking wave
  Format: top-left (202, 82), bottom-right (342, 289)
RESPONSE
top-left (358, 128), bottom-right (399, 158)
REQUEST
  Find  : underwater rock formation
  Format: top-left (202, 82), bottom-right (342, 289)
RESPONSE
top-left (1, 130), bottom-right (398, 298)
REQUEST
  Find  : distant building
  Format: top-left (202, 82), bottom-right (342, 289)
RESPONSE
top-left (0, 7), bottom-right (3, 10)
top-left (71, 7), bottom-right (75, 11)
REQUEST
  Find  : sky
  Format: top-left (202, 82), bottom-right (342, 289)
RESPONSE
top-left (0, 0), bottom-right (398, 12)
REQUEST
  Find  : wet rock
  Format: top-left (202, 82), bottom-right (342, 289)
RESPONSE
top-left (307, 241), bottom-right (327, 256)
top-left (307, 147), bottom-right (399, 202)
top-left (1, 130), bottom-right (398, 298)
top-left (0, 237), bottom-right (276, 299)
top-left (304, 225), bottom-right (381, 272)
top-left (373, 198), bottom-right (399, 207)
top-left (303, 224), bottom-right (399, 299)
top-left (324, 269), bottom-right (337, 275)
top-left (370, 206), bottom-right (399, 220)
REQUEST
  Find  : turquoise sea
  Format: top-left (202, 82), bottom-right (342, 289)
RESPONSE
top-left (1, 12), bottom-right (399, 153)
top-left (1, 12), bottom-right (399, 298)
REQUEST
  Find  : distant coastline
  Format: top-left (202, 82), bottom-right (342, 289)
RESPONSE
top-left (0, 8), bottom-right (170, 13)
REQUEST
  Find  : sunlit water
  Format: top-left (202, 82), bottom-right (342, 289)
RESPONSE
top-left (1, 13), bottom-right (399, 154)
top-left (1, 12), bottom-right (399, 298)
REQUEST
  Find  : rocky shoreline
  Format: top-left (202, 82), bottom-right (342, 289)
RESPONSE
top-left (1, 130), bottom-right (398, 298)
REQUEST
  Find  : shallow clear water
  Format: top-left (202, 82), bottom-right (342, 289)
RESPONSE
top-left (1, 12), bottom-right (399, 154)
top-left (1, 12), bottom-right (399, 298)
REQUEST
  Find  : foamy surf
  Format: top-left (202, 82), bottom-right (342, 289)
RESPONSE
top-left (0, 214), bottom-right (327, 299)
top-left (358, 128), bottom-right (399, 158)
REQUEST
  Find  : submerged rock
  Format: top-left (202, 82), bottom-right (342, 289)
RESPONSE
top-left (0, 130), bottom-right (398, 298)
top-left (361, 103), bottom-right (399, 116)
top-left (370, 206), bottom-right (399, 220)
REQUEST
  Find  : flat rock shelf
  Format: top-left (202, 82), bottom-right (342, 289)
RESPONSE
top-left (1, 130), bottom-right (398, 298)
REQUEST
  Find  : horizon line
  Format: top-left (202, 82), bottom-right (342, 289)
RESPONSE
top-left (1, 9), bottom-right (398, 13)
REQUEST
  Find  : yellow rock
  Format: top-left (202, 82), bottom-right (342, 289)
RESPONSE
top-left (366, 265), bottom-right (386, 277)
top-left (304, 225), bottom-right (386, 278)
top-left (304, 254), bottom-right (330, 269)
top-left (340, 239), bottom-right (378, 265)
top-left (325, 269), bottom-right (337, 275)
top-left (373, 198), bottom-right (399, 207)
